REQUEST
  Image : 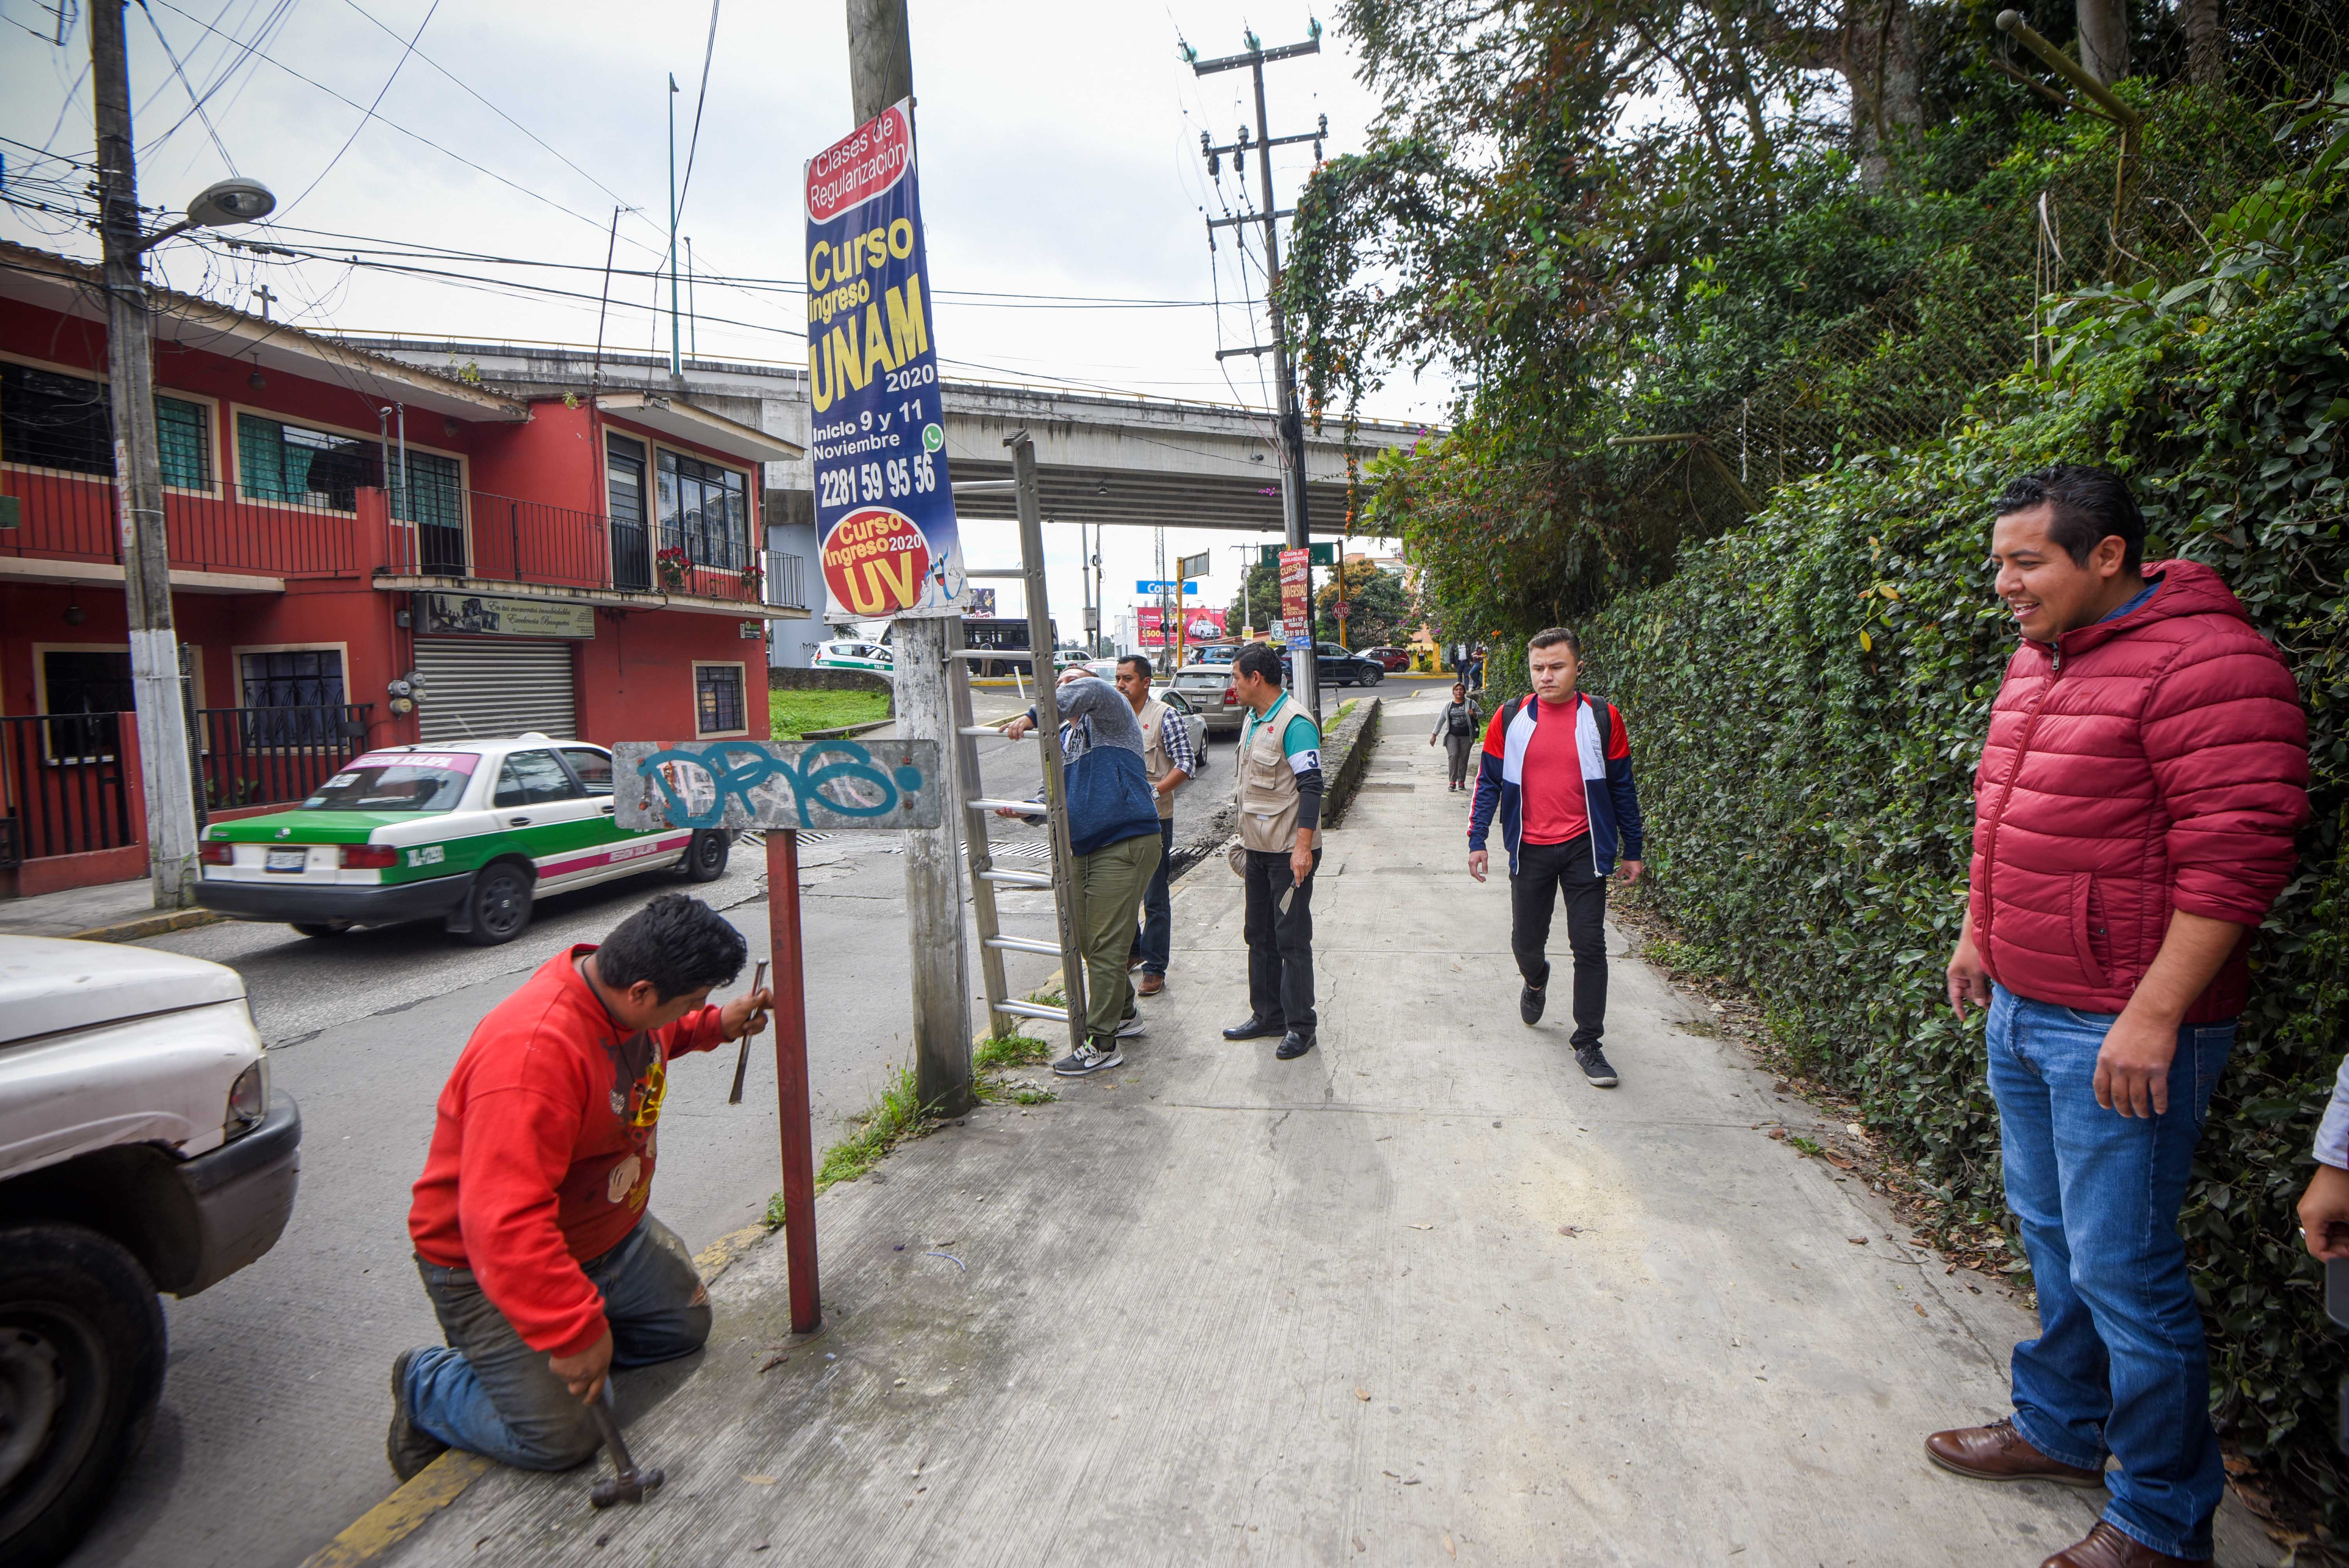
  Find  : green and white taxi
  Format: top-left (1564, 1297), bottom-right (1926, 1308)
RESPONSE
top-left (192, 735), bottom-right (731, 945)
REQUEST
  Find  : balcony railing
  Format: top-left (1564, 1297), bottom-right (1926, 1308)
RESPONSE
top-left (0, 464), bottom-right (360, 577)
top-left (378, 488), bottom-right (761, 602)
top-left (767, 550), bottom-right (809, 611)
top-left (195, 703), bottom-right (374, 812)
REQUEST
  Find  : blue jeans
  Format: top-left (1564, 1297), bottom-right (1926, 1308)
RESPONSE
top-left (401, 1215), bottom-right (710, 1469)
top-left (1129, 819), bottom-right (1176, 975)
top-left (1985, 985), bottom-right (2234, 1560)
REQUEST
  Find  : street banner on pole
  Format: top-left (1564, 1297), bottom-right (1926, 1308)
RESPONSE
top-left (807, 99), bottom-right (964, 620)
top-left (1278, 547), bottom-right (1312, 649)
top-left (1138, 606), bottom-right (1226, 644)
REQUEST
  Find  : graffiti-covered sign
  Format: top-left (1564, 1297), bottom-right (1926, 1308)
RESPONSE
top-left (806, 99), bottom-right (963, 621)
top-left (612, 740), bottom-right (943, 832)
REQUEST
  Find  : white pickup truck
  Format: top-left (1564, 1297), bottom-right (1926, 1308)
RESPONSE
top-left (0, 936), bottom-right (301, 1568)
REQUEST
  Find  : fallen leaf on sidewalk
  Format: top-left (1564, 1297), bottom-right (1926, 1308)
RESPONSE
top-left (1444, 1532), bottom-right (1457, 1557)
top-left (757, 1352), bottom-right (789, 1374)
top-left (1354, 1537), bottom-right (1368, 1553)
top-left (1766, 1128), bottom-right (1786, 1141)
top-left (1557, 1225), bottom-right (1588, 1237)
top-left (742, 1473), bottom-right (778, 1485)
top-left (1847, 1236), bottom-right (1868, 1245)
top-left (1912, 1303), bottom-right (1927, 1318)
top-left (1407, 1223), bottom-right (1435, 1231)
top-left (1356, 1386), bottom-right (1371, 1401)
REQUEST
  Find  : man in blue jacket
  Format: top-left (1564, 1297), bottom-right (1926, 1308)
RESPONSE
top-left (1002, 672), bottom-right (1163, 1076)
top-left (1466, 627), bottom-right (1645, 1087)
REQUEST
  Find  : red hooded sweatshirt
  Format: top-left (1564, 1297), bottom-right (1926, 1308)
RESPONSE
top-left (1969, 558), bottom-right (2309, 1021)
top-left (408, 946), bottom-right (724, 1356)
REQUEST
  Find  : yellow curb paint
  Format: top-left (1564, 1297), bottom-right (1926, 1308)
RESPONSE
top-left (296, 1451), bottom-right (492, 1568)
top-left (693, 1221), bottom-right (770, 1283)
top-left (66, 908), bottom-right (226, 943)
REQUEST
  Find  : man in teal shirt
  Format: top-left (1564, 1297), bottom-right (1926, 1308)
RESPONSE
top-left (1222, 644), bottom-right (1325, 1060)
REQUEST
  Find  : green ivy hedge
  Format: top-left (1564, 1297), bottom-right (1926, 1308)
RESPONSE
top-left (1579, 239), bottom-right (2348, 1508)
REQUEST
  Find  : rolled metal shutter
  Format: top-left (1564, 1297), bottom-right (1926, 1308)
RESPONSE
top-left (413, 637), bottom-right (579, 743)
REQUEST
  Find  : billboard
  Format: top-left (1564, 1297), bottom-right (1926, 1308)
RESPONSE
top-left (1138, 606), bottom-right (1228, 644)
top-left (807, 100), bottom-right (964, 620)
top-left (1278, 548), bottom-right (1312, 648)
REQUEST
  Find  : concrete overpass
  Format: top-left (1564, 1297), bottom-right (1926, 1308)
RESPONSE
top-left (342, 340), bottom-right (1426, 535)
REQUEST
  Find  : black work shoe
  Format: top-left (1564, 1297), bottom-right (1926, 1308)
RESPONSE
top-left (1520, 985), bottom-right (1546, 1025)
top-left (1575, 1044), bottom-right (1620, 1087)
top-left (388, 1347), bottom-right (448, 1482)
top-left (1275, 1030), bottom-right (1317, 1060)
top-left (1223, 1016), bottom-right (1285, 1041)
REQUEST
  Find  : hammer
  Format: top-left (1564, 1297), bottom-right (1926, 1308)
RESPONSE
top-left (586, 1383), bottom-right (665, 1508)
top-left (727, 959), bottom-right (771, 1105)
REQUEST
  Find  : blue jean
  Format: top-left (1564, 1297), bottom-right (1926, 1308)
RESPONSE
top-left (1129, 818), bottom-right (1176, 975)
top-left (1985, 985), bottom-right (2233, 1560)
top-left (401, 1215), bottom-right (710, 1469)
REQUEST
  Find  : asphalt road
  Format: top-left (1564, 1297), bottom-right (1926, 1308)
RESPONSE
top-left (69, 684), bottom-right (1248, 1568)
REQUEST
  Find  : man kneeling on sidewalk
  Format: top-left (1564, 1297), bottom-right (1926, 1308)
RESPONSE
top-left (387, 894), bottom-right (771, 1477)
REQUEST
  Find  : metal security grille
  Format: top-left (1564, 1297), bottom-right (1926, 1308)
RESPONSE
top-left (413, 637), bottom-right (577, 743)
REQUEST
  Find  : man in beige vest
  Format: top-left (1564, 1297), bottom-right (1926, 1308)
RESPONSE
top-left (1221, 643), bottom-right (1324, 1060)
top-left (1116, 656), bottom-right (1196, 997)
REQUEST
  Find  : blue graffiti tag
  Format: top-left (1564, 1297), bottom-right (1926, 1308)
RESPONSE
top-left (634, 741), bottom-right (924, 829)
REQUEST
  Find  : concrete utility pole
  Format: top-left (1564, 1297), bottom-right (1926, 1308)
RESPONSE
top-left (847, 0), bottom-right (972, 1117)
top-left (1196, 30), bottom-right (1326, 722)
top-left (92, 0), bottom-right (201, 909)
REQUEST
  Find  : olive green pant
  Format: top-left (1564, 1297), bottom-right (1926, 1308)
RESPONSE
top-left (1079, 829), bottom-right (1163, 1042)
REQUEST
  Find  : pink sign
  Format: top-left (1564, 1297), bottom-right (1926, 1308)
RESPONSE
top-left (349, 750), bottom-right (479, 775)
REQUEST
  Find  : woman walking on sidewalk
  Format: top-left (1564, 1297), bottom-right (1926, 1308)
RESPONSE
top-left (1430, 681), bottom-right (1480, 791)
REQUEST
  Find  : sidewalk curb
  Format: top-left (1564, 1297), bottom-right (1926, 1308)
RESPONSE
top-left (64, 907), bottom-right (226, 943)
top-left (797, 717), bottom-right (899, 741)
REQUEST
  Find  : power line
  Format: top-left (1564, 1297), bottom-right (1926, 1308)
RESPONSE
top-left (272, 0), bottom-right (438, 222)
top-left (133, 0), bottom-right (237, 173)
top-left (675, 0), bottom-right (719, 221)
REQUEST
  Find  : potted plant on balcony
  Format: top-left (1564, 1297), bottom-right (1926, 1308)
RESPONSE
top-left (739, 556), bottom-right (763, 596)
top-left (654, 546), bottom-right (689, 592)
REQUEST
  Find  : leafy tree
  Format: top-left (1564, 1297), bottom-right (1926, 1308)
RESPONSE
top-left (1316, 561), bottom-right (1413, 647)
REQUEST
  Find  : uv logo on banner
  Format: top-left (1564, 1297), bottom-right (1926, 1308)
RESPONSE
top-left (807, 98), bottom-right (963, 620)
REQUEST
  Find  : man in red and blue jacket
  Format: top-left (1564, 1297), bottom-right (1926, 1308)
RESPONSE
top-left (1466, 626), bottom-right (1645, 1087)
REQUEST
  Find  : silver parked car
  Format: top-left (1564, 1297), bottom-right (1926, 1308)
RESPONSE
top-left (1169, 661), bottom-right (1246, 733)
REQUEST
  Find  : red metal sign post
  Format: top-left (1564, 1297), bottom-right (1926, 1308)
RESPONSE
top-left (768, 827), bottom-right (819, 1333)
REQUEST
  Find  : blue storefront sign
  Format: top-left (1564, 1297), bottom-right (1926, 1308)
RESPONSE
top-left (806, 99), bottom-right (964, 620)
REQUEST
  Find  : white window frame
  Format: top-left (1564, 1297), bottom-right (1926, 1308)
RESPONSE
top-left (692, 660), bottom-right (750, 739)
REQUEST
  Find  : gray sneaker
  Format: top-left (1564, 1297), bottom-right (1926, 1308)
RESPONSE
top-left (1052, 1041), bottom-right (1124, 1076)
top-left (1575, 1044), bottom-right (1620, 1088)
top-left (388, 1347), bottom-right (449, 1482)
top-left (1116, 1012), bottom-right (1147, 1039)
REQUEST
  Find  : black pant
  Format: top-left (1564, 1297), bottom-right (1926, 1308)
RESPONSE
top-left (1243, 845), bottom-right (1319, 1032)
top-left (1510, 835), bottom-right (1608, 1048)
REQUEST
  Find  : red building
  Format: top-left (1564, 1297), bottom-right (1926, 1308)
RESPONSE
top-left (0, 241), bottom-right (803, 898)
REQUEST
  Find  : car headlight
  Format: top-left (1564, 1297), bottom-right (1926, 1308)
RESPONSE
top-left (226, 1058), bottom-right (268, 1135)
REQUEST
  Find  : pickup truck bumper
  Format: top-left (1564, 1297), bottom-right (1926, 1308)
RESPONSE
top-left (194, 872), bottom-right (470, 927)
top-left (169, 1091), bottom-right (301, 1296)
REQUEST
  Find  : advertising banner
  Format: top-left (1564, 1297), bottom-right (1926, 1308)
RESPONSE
top-left (807, 99), bottom-right (963, 620)
top-left (1137, 606), bottom-right (1228, 645)
top-left (1278, 548), bottom-right (1312, 649)
top-left (419, 592), bottom-right (594, 639)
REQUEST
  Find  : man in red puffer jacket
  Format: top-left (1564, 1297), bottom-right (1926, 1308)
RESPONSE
top-left (1928, 466), bottom-right (2308, 1568)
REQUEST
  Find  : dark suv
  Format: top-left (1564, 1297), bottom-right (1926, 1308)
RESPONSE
top-left (1283, 642), bottom-right (1387, 688)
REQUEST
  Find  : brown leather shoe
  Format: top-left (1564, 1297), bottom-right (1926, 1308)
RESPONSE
top-left (1924, 1417), bottom-right (2103, 1487)
top-left (2039, 1521), bottom-right (2209, 1567)
top-left (1136, 973), bottom-right (1165, 997)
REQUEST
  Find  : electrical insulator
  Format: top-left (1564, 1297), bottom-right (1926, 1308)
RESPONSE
top-left (1209, 151), bottom-right (1220, 178)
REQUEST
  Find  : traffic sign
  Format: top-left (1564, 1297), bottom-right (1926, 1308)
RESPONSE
top-left (1176, 549), bottom-right (1212, 581)
top-left (1135, 580), bottom-right (1199, 595)
top-left (1260, 543), bottom-right (1335, 567)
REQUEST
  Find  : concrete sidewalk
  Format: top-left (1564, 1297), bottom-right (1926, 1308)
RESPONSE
top-left (372, 684), bottom-right (2276, 1568)
top-left (0, 874), bottom-right (222, 942)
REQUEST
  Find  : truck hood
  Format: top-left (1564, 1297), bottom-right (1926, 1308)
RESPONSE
top-left (0, 936), bottom-right (248, 1046)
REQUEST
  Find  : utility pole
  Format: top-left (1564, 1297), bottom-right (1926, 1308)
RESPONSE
top-left (847, 0), bottom-right (971, 1117)
top-left (1194, 27), bottom-right (1326, 722)
top-left (667, 73), bottom-right (682, 377)
top-left (92, 0), bottom-right (201, 910)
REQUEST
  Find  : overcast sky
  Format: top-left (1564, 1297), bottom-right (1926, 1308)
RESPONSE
top-left (2, 0), bottom-right (1438, 643)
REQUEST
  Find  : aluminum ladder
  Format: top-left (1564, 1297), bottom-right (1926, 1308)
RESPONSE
top-left (946, 431), bottom-right (1089, 1057)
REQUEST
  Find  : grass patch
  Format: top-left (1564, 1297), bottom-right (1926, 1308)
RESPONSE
top-left (763, 1037), bottom-right (1057, 1226)
top-left (768, 687), bottom-right (890, 739)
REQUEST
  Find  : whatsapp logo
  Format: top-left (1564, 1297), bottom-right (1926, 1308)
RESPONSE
top-left (922, 423), bottom-right (944, 453)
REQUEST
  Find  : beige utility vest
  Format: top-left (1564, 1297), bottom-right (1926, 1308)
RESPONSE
top-left (1236, 694), bottom-right (1308, 852)
top-left (1137, 698), bottom-right (1176, 821)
